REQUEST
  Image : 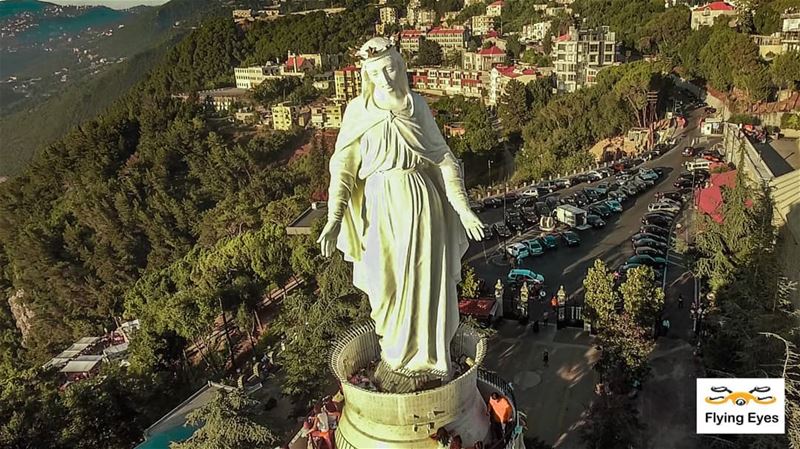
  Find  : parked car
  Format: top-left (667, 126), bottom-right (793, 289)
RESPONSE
top-left (572, 192), bottom-right (589, 207)
top-left (469, 200), bottom-right (485, 213)
top-left (492, 222), bottom-right (512, 239)
top-left (621, 184), bottom-right (639, 197)
top-left (521, 206), bottom-right (539, 224)
top-left (631, 157), bottom-right (645, 167)
top-left (505, 214), bottom-right (526, 233)
top-left (631, 232), bottom-right (669, 244)
top-left (480, 224), bottom-right (494, 242)
top-left (588, 204), bottom-right (612, 218)
top-left (594, 182), bottom-right (612, 194)
top-left (521, 187), bottom-right (540, 198)
top-left (608, 190), bottom-right (629, 202)
top-left (514, 196), bottom-right (537, 210)
top-left (560, 230), bottom-right (581, 247)
top-left (504, 191), bottom-right (519, 203)
top-left (538, 234), bottom-right (559, 250)
top-left (626, 254), bottom-right (667, 269)
top-left (522, 238), bottom-right (545, 256)
top-left (640, 224), bottom-right (671, 237)
top-left (603, 199), bottom-right (623, 213)
top-left (587, 214), bottom-right (606, 228)
top-left (483, 197), bottom-right (503, 208)
top-left (642, 214), bottom-right (672, 228)
top-left (506, 243), bottom-right (531, 259)
top-left (638, 168), bottom-right (659, 181)
top-left (632, 238), bottom-right (669, 251)
top-left (560, 196), bottom-right (578, 206)
top-left (507, 269), bottom-right (545, 285)
top-left (635, 246), bottom-right (667, 257)
top-left (648, 202), bottom-right (680, 213)
top-left (537, 181), bottom-right (559, 192)
top-left (583, 188), bottom-right (602, 202)
top-left (637, 177), bottom-right (656, 188)
top-left (673, 178), bottom-right (697, 189)
top-left (652, 167), bottom-right (665, 177)
top-left (598, 168), bottom-right (615, 178)
top-left (586, 170), bottom-right (604, 182)
top-left (554, 178), bottom-right (571, 189)
top-left (533, 202), bottom-right (549, 218)
top-left (629, 179), bottom-right (648, 193)
top-left (657, 191), bottom-right (684, 203)
top-left (682, 146), bottom-right (697, 157)
top-left (700, 149), bottom-right (723, 162)
top-left (570, 174), bottom-right (589, 185)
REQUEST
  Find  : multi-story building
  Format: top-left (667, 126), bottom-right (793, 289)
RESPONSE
top-left (310, 102), bottom-right (345, 129)
top-left (751, 34), bottom-right (785, 59)
top-left (551, 26), bottom-right (617, 92)
top-left (462, 45), bottom-right (506, 71)
top-left (400, 29), bottom-right (425, 53)
top-left (407, 67), bottom-right (487, 98)
top-left (197, 87), bottom-right (250, 111)
top-left (415, 8), bottom-right (437, 26)
top-left (234, 64), bottom-right (282, 89)
top-left (426, 27), bottom-right (468, 55)
top-left (379, 6), bottom-right (397, 24)
top-left (271, 102), bottom-right (310, 131)
top-left (489, 65), bottom-right (541, 106)
top-left (464, 0), bottom-right (484, 6)
top-left (690, 2), bottom-right (736, 30)
top-left (783, 11), bottom-right (800, 52)
top-left (521, 21), bottom-right (551, 42)
top-left (486, 0), bottom-right (504, 17)
top-left (545, 6), bottom-right (568, 16)
top-left (471, 15), bottom-right (495, 36)
top-left (334, 66), bottom-right (362, 102)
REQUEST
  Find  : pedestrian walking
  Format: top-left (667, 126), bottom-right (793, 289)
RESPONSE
top-left (509, 256), bottom-right (517, 269)
top-left (543, 349), bottom-right (549, 367)
top-left (677, 294), bottom-right (684, 309)
top-left (661, 318), bottom-right (671, 336)
top-left (542, 311), bottom-right (549, 327)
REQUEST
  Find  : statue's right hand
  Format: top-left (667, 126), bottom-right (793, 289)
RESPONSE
top-left (316, 220), bottom-right (341, 258)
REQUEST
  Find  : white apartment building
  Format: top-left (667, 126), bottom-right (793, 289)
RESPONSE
top-left (379, 7), bottom-right (397, 24)
top-left (426, 27), bottom-right (468, 55)
top-left (551, 26), bottom-right (617, 92)
top-left (234, 65), bottom-right (282, 89)
top-left (690, 2), bottom-right (736, 30)
top-left (407, 67), bottom-right (487, 98)
top-left (310, 102), bottom-right (345, 129)
top-left (471, 15), bottom-right (495, 36)
top-left (486, 0), bottom-right (504, 17)
top-left (400, 29), bottom-right (425, 53)
top-left (521, 21), bottom-right (551, 42)
top-left (783, 11), bottom-right (800, 52)
top-left (489, 65), bottom-right (541, 106)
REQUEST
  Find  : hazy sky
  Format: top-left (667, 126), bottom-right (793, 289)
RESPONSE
top-left (46, 0), bottom-right (170, 9)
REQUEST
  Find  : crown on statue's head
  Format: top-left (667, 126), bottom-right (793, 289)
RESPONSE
top-left (357, 36), bottom-right (396, 62)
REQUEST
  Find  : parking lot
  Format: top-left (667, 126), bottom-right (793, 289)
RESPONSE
top-left (463, 108), bottom-right (717, 318)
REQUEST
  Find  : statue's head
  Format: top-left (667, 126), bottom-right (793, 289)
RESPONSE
top-left (357, 36), bottom-right (410, 102)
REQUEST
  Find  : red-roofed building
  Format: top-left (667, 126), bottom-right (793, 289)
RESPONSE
top-left (426, 27), bottom-right (468, 54)
top-left (399, 29), bottom-right (425, 53)
top-left (691, 2), bottom-right (736, 29)
top-left (487, 0), bottom-right (505, 17)
top-left (695, 170), bottom-right (753, 223)
top-left (489, 65), bottom-right (542, 105)
top-left (407, 67), bottom-right (487, 98)
top-left (463, 45), bottom-right (507, 71)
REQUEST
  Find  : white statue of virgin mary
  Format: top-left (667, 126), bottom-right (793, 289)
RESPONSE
top-left (317, 37), bottom-right (485, 380)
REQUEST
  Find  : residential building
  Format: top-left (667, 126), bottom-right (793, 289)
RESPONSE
top-left (489, 64), bottom-right (541, 106)
top-left (234, 64), bottom-right (282, 89)
top-left (442, 11), bottom-right (461, 26)
top-left (197, 87), bottom-right (250, 111)
top-left (751, 34), bottom-right (785, 59)
top-left (444, 122), bottom-right (466, 137)
top-left (310, 102), bottom-right (345, 129)
top-left (415, 8), bottom-right (437, 26)
top-left (486, 0), bottom-right (504, 17)
top-left (400, 29), bottom-right (425, 53)
top-left (532, 4), bottom-right (548, 12)
top-left (426, 27), bottom-right (468, 55)
top-left (334, 66), bottom-right (362, 102)
top-left (551, 26), bottom-right (618, 92)
top-left (545, 6), bottom-right (568, 16)
top-left (312, 72), bottom-right (334, 91)
top-left (471, 15), bottom-right (495, 36)
top-left (271, 102), bottom-right (310, 131)
top-left (380, 6), bottom-right (397, 24)
top-left (407, 67), bottom-right (487, 98)
top-left (783, 11), bottom-right (800, 52)
top-left (464, 0), bottom-right (484, 6)
top-left (283, 52), bottom-right (319, 77)
top-left (690, 2), bottom-right (736, 30)
top-left (462, 45), bottom-right (506, 71)
top-left (522, 21), bottom-right (551, 42)
top-left (232, 9), bottom-right (255, 21)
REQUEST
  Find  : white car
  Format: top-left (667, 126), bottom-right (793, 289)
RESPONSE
top-left (506, 243), bottom-right (530, 258)
top-left (586, 171), bottom-right (604, 182)
top-left (648, 202), bottom-right (680, 213)
top-left (521, 187), bottom-right (540, 198)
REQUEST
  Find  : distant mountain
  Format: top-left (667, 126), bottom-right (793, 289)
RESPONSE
top-left (0, 0), bottom-right (228, 177)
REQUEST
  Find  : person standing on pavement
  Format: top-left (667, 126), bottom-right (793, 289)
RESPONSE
top-left (661, 318), bottom-right (671, 336)
top-left (543, 349), bottom-right (549, 367)
top-left (542, 311), bottom-right (549, 327)
top-left (677, 294), bottom-right (684, 309)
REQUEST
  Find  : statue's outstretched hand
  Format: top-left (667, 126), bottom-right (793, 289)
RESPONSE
top-left (316, 220), bottom-right (341, 258)
top-left (459, 211), bottom-right (485, 241)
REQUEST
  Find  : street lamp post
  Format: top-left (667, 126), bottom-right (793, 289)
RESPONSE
top-left (556, 285), bottom-right (566, 328)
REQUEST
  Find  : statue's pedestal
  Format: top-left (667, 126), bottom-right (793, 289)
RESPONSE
top-left (330, 323), bottom-right (523, 449)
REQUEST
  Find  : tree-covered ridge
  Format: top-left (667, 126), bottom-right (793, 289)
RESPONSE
top-left (0, 6), bottom-right (373, 366)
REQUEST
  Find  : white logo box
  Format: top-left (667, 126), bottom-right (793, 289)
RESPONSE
top-left (697, 378), bottom-right (785, 434)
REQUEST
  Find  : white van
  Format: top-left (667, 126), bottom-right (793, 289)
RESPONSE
top-left (648, 202), bottom-right (680, 213)
top-left (685, 158), bottom-right (711, 171)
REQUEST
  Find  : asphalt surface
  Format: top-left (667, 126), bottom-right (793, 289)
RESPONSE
top-left (463, 108), bottom-right (712, 310)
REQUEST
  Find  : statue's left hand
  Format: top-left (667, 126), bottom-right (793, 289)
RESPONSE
top-left (316, 220), bottom-right (341, 258)
top-left (459, 211), bottom-right (485, 241)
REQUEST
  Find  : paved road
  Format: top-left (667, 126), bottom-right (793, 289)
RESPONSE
top-left (465, 109), bottom-right (713, 312)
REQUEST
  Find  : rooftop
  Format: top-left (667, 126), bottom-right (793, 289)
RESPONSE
top-left (752, 138), bottom-right (800, 177)
top-left (197, 87), bottom-right (249, 98)
top-left (60, 359), bottom-right (101, 373)
top-left (488, 0), bottom-right (505, 6)
top-left (286, 203), bottom-right (327, 235)
top-left (428, 27), bottom-right (465, 35)
top-left (477, 45), bottom-right (505, 55)
top-left (694, 1), bottom-right (735, 11)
